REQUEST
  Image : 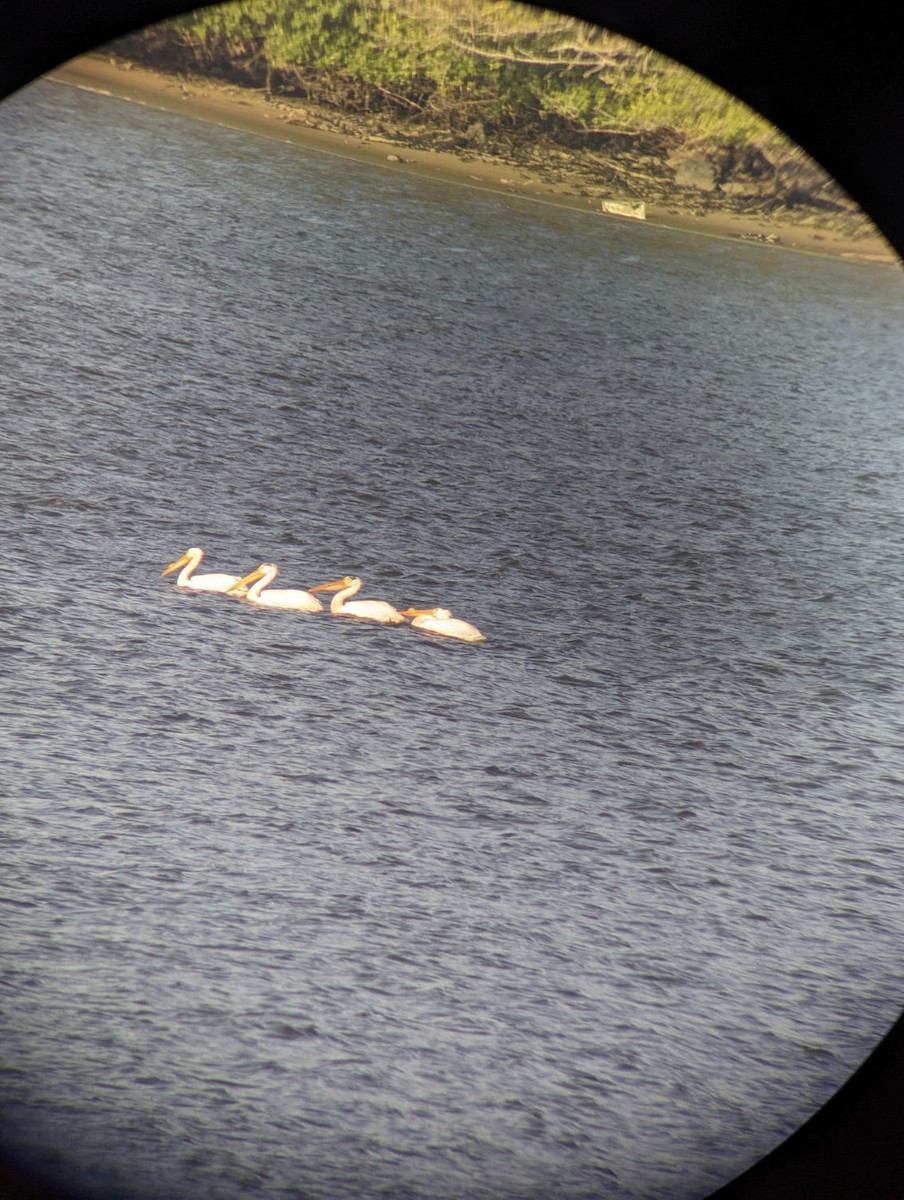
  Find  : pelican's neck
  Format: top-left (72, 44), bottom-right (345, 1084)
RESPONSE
top-left (249, 564), bottom-right (279, 599)
top-left (331, 577), bottom-right (362, 613)
top-left (178, 548), bottom-right (204, 585)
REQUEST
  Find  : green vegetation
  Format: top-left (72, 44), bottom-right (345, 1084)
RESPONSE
top-left (125, 0), bottom-right (785, 150)
top-left (111, 0), bottom-right (876, 227)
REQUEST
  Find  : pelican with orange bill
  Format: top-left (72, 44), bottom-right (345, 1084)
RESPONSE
top-left (162, 547), bottom-right (249, 594)
top-left (400, 607), bottom-right (486, 643)
top-left (228, 563), bottom-right (323, 612)
top-left (309, 575), bottom-right (407, 624)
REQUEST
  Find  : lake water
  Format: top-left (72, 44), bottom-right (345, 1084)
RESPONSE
top-left (3, 74), bottom-right (904, 1200)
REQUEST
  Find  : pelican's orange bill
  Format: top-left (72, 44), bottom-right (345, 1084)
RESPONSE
top-left (229, 565), bottom-right (267, 591)
top-left (309, 576), bottom-right (354, 593)
top-left (161, 552), bottom-right (192, 576)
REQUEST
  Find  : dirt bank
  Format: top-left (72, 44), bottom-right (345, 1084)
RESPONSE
top-left (46, 53), bottom-right (899, 266)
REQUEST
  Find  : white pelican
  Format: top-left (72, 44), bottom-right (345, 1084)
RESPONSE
top-left (227, 563), bottom-right (323, 612)
top-left (309, 575), bottom-right (407, 624)
top-left (400, 607), bottom-right (487, 643)
top-left (162, 547), bottom-right (248, 594)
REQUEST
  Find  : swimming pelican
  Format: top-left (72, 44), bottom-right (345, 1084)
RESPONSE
top-left (309, 575), bottom-right (407, 624)
top-left (227, 563), bottom-right (323, 612)
top-left (400, 607), bottom-right (487, 643)
top-left (162, 547), bottom-right (248, 594)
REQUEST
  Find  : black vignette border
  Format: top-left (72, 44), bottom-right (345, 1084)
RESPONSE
top-left (1, 1), bottom-right (903, 1198)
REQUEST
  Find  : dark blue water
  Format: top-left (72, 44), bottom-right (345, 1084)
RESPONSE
top-left (3, 75), bottom-right (904, 1200)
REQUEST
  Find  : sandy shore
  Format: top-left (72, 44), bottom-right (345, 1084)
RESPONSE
top-left (46, 53), bottom-right (899, 267)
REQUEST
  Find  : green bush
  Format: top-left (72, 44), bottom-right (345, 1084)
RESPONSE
top-left (147, 0), bottom-right (783, 146)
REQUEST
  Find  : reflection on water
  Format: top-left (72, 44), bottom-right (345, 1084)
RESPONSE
top-left (2, 76), bottom-right (904, 1200)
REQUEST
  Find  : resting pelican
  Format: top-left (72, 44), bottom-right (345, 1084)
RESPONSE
top-left (400, 607), bottom-right (487, 643)
top-left (228, 563), bottom-right (323, 612)
top-left (162, 547), bottom-right (248, 594)
top-left (309, 576), bottom-right (407, 624)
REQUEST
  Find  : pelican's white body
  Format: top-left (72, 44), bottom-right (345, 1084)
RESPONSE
top-left (231, 563), bottom-right (323, 612)
top-left (162, 547), bottom-right (246, 594)
top-left (310, 576), bottom-right (406, 624)
top-left (402, 607), bottom-right (486, 643)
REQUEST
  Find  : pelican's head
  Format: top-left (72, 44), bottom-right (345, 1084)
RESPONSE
top-left (162, 547), bottom-right (202, 576)
top-left (310, 575), bottom-right (359, 593)
top-left (400, 606), bottom-right (451, 619)
top-left (227, 562), bottom-right (273, 593)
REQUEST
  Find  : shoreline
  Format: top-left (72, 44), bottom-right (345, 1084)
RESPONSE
top-left (46, 53), bottom-right (899, 267)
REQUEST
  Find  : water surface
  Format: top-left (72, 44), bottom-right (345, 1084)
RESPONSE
top-left (3, 77), bottom-right (904, 1200)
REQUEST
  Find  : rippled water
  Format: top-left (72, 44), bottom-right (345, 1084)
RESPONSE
top-left (3, 76), bottom-right (904, 1200)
